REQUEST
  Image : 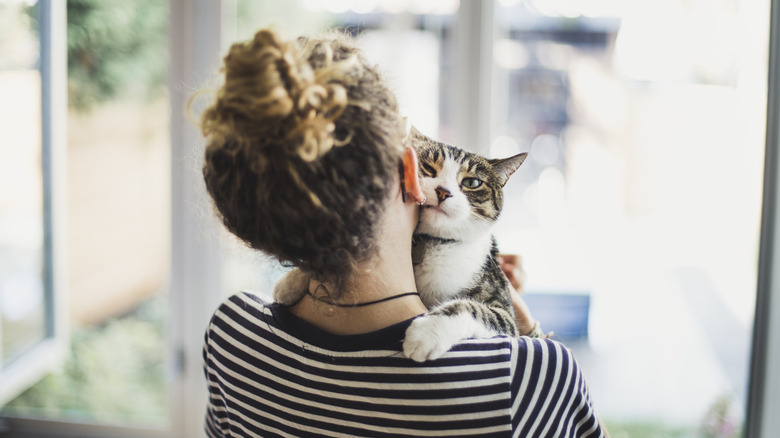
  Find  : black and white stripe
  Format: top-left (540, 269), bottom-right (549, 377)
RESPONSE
top-left (203, 292), bottom-right (604, 437)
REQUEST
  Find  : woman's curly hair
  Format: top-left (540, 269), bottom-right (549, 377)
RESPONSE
top-left (199, 29), bottom-right (405, 287)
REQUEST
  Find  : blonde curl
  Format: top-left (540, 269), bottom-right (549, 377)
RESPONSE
top-left (199, 29), bottom-right (363, 162)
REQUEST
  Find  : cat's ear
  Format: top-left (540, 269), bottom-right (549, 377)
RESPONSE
top-left (404, 124), bottom-right (427, 151)
top-left (490, 152), bottom-right (528, 186)
top-left (409, 125), bottom-right (424, 139)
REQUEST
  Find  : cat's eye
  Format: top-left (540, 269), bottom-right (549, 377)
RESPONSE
top-left (420, 161), bottom-right (437, 176)
top-left (461, 177), bottom-right (483, 189)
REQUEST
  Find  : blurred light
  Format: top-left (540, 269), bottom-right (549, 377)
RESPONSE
top-left (324, 0), bottom-right (351, 14)
top-left (613, 0), bottom-right (691, 82)
top-left (537, 41), bottom-right (573, 70)
top-left (409, 0), bottom-right (438, 14)
top-left (433, 0), bottom-right (459, 15)
top-left (1, 273), bottom-right (43, 321)
top-left (375, 0), bottom-right (457, 15)
top-left (580, 0), bottom-right (624, 18)
top-left (523, 183), bottom-right (539, 215)
top-left (301, 0), bottom-right (325, 12)
top-left (524, 0), bottom-right (622, 18)
top-left (491, 135), bottom-right (521, 158)
top-left (360, 30), bottom-right (440, 138)
top-left (379, 0), bottom-right (410, 14)
top-left (537, 166), bottom-right (566, 226)
top-left (530, 134), bottom-right (560, 166)
top-left (528, 0), bottom-right (580, 18)
top-left (497, 0), bottom-right (521, 7)
top-left (494, 38), bottom-right (529, 70)
top-left (351, 0), bottom-right (378, 14)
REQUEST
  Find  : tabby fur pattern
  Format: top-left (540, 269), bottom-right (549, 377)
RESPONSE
top-left (402, 128), bottom-right (527, 361)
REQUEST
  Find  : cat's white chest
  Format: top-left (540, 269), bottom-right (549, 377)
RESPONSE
top-left (413, 235), bottom-right (492, 307)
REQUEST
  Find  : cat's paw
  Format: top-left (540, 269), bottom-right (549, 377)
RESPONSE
top-left (403, 314), bottom-right (459, 362)
top-left (403, 312), bottom-right (499, 362)
top-left (273, 269), bottom-right (309, 306)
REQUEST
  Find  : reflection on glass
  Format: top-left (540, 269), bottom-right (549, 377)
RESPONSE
top-left (0, 0), bottom-right (46, 368)
top-left (492, 0), bottom-right (768, 434)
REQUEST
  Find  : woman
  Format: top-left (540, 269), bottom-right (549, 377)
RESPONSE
top-left (199, 28), bottom-right (605, 437)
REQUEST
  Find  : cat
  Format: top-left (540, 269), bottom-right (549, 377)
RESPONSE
top-left (401, 128), bottom-right (527, 361)
top-left (273, 127), bottom-right (527, 362)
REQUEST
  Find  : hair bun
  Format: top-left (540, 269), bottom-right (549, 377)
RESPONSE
top-left (200, 29), bottom-right (350, 162)
top-left (199, 28), bottom-right (404, 286)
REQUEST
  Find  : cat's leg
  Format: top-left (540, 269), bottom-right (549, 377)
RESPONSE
top-left (403, 299), bottom-right (518, 362)
top-left (273, 268), bottom-right (309, 306)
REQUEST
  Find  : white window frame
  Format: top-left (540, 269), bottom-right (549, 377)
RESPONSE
top-left (451, 0), bottom-right (495, 155)
top-left (168, 0), bottom-right (226, 436)
top-left (0, 0), bottom-right (68, 408)
top-left (1, 1), bottom-right (226, 436)
top-left (746, 0), bottom-right (780, 435)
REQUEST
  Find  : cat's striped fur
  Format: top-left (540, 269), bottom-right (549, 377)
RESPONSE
top-left (402, 128), bottom-right (527, 361)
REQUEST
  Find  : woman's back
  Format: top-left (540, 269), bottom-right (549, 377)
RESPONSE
top-left (204, 292), bottom-right (604, 438)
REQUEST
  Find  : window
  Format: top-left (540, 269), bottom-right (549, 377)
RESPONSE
top-left (489, 0), bottom-right (768, 434)
top-left (0, 0), bottom-right (66, 408)
top-left (1, 0), bottom-right (779, 436)
top-left (1, 0), bottom-right (172, 435)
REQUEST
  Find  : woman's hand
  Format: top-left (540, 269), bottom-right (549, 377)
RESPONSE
top-left (498, 254), bottom-right (538, 336)
top-left (498, 254), bottom-right (525, 292)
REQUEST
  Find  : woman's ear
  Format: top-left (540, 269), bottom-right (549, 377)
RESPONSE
top-left (402, 146), bottom-right (426, 204)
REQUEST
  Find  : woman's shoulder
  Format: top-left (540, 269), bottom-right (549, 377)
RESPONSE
top-left (206, 291), bottom-right (276, 332)
top-left (440, 335), bottom-right (577, 375)
top-left (505, 337), bottom-right (604, 436)
top-left (458, 336), bottom-right (584, 390)
top-left (221, 290), bottom-right (273, 310)
top-left (461, 335), bottom-right (573, 361)
top-left (506, 336), bottom-right (582, 375)
top-left (511, 335), bottom-right (573, 356)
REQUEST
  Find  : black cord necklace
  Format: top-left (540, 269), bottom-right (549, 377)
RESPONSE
top-left (305, 289), bottom-right (421, 308)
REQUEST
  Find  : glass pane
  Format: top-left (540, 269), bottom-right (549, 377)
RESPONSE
top-left (2, 0), bottom-right (171, 428)
top-left (492, 0), bottom-right (768, 435)
top-left (220, 0), bottom-right (460, 296)
top-left (0, 0), bottom-right (46, 368)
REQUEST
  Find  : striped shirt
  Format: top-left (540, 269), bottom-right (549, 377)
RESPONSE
top-left (203, 292), bottom-right (605, 437)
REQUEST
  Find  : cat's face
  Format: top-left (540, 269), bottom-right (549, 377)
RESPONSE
top-left (411, 131), bottom-right (527, 240)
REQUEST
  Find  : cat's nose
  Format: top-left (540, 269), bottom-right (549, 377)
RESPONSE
top-left (435, 186), bottom-right (452, 203)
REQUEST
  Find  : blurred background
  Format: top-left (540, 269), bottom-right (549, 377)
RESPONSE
top-left (0, 0), bottom-right (770, 436)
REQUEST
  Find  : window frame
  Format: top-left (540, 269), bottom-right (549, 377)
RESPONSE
top-left (1, 0), bottom-right (226, 436)
top-left (746, 0), bottom-right (780, 435)
top-left (0, 0), bottom-right (68, 409)
top-left (168, 0), bottom-right (226, 436)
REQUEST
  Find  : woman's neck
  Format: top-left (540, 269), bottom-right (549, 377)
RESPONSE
top-left (290, 266), bottom-right (427, 335)
top-left (290, 192), bottom-right (427, 335)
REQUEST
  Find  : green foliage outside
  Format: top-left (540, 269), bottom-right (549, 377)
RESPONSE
top-left (1, 0), bottom-right (169, 425)
top-left (603, 393), bottom-right (743, 438)
top-left (603, 419), bottom-right (695, 438)
top-left (67, 0), bottom-right (167, 111)
top-left (2, 296), bottom-right (167, 426)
